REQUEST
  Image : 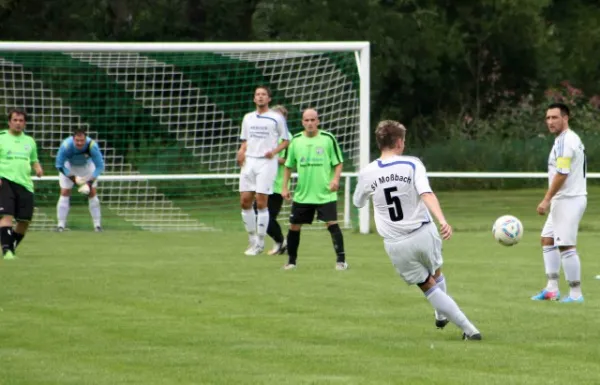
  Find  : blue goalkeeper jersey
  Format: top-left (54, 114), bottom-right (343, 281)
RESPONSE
top-left (55, 136), bottom-right (105, 178)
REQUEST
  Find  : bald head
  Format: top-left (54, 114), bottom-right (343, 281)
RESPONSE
top-left (302, 108), bottom-right (320, 136)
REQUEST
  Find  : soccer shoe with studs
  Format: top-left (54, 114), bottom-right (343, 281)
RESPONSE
top-left (531, 289), bottom-right (560, 301)
top-left (462, 332), bottom-right (482, 341)
top-left (56, 226), bottom-right (65, 232)
top-left (245, 245), bottom-right (264, 256)
top-left (283, 263), bottom-right (296, 270)
top-left (3, 250), bottom-right (16, 260)
top-left (94, 226), bottom-right (103, 232)
top-left (335, 262), bottom-right (349, 271)
top-left (561, 296), bottom-right (584, 303)
top-left (267, 241), bottom-right (287, 256)
top-left (435, 318), bottom-right (450, 329)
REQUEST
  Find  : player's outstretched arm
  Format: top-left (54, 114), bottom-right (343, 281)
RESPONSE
top-left (421, 192), bottom-right (452, 240)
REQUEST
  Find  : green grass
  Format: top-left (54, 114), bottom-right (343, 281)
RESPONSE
top-left (1, 189), bottom-right (600, 384)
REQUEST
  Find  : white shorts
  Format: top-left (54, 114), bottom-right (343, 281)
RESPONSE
top-left (59, 162), bottom-right (98, 189)
top-left (239, 157), bottom-right (278, 195)
top-left (383, 223), bottom-right (443, 285)
top-left (541, 196), bottom-right (587, 246)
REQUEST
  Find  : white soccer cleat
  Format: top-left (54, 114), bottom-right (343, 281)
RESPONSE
top-left (244, 244), bottom-right (255, 256)
top-left (283, 263), bottom-right (296, 270)
top-left (335, 262), bottom-right (349, 271)
top-left (245, 245), bottom-right (264, 256)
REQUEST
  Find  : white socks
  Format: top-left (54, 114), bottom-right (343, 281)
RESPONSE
top-left (56, 196), bottom-right (70, 228)
top-left (542, 246), bottom-right (583, 299)
top-left (561, 249), bottom-right (582, 299)
top-left (543, 246), bottom-right (560, 292)
top-left (57, 195), bottom-right (102, 229)
top-left (241, 209), bottom-right (257, 244)
top-left (89, 196), bottom-right (102, 228)
top-left (256, 208), bottom-right (269, 247)
top-left (426, 286), bottom-right (479, 336)
top-left (434, 275), bottom-right (447, 321)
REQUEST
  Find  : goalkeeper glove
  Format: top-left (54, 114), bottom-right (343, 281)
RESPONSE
top-left (76, 178), bottom-right (94, 195)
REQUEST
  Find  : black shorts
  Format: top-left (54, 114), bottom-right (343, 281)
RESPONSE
top-left (0, 178), bottom-right (35, 221)
top-left (290, 200), bottom-right (338, 225)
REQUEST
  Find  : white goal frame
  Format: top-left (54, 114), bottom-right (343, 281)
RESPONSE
top-left (0, 41), bottom-right (372, 233)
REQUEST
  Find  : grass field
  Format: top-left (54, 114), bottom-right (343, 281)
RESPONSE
top-left (2, 189), bottom-right (600, 385)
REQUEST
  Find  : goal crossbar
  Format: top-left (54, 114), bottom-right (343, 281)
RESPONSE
top-left (0, 41), bottom-right (370, 52)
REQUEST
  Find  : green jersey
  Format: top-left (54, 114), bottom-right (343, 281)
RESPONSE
top-left (0, 130), bottom-right (39, 192)
top-left (285, 130), bottom-right (343, 204)
top-left (272, 140), bottom-right (290, 195)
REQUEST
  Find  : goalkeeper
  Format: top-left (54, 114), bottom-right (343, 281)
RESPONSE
top-left (55, 129), bottom-right (105, 232)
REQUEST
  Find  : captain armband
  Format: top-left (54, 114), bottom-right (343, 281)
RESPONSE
top-left (556, 157), bottom-right (571, 170)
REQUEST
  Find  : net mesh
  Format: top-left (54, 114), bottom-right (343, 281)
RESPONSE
top-left (0, 49), bottom-right (361, 231)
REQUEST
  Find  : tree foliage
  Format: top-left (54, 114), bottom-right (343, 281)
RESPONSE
top-left (0, 0), bottom-right (599, 145)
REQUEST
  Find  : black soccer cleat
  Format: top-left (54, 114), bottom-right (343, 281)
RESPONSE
top-left (278, 243), bottom-right (288, 255)
top-left (435, 319), bottom-right (450, 329)
top-left (56, 226), bottom-right (65, 232)
top-left (462, 332), bottom-right (482, 341)
top-left (94, 226), bottom-right (103, 232)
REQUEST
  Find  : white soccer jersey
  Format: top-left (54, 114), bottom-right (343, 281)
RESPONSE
top-left (240, 110), bottom-right (289, 158)
top-left (353, 155), bottom-right (433, 240)
top-left (548, 129), bottom-right (587, 199)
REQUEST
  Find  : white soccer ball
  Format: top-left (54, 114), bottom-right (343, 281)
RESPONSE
top-left (77, 183), bottom-right (91, 195)
top-left (492, 215), bottom-right (523, 246)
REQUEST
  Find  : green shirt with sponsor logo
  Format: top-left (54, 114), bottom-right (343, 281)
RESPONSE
top-left (284, 130), bottom-right (343, 204)
top-left (0, 130), bottom-right (39, 192)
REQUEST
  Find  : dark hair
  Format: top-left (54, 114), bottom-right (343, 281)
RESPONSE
top-left (375, 120), bottom-right (406, 150)
top-left (547, 102), bottom-right (570, 117)
top-left (73, 128), bottom-right (87, 137)
top-left (255, 85), bottom-right (272, 98)
top-left (7, 108), bottom-right (27, 121)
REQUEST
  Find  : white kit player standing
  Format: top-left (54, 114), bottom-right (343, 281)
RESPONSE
top-left (532, 102), bottom-right (587, 303)
top-left (237, 86), bottom-right (290, 256)
top-left (353, 120), bottom-right (481, 340)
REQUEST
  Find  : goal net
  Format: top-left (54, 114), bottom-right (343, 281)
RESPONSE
top-left (0, 42), bottom-right (370, 232)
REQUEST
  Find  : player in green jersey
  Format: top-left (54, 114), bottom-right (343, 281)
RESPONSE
top-left (0, 108), bottom-right (44, 260)
top-left (281, 108), bottom-right (347, 270)
top-left (253, 105), bottom-right (290, 255)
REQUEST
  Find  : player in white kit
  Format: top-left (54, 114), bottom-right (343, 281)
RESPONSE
top-left (532, 103), bottom-right (587, 303)
top-left (353, 120), bottom-right (481, 340)
top-left (237, 86), bottom-right (290, 256)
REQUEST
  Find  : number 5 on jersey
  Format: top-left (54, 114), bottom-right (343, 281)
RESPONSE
top-left (384, 186), bottom-right (403, 221)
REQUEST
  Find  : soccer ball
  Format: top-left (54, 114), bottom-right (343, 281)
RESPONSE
top-left (492, 215), bottom-right (523, 246)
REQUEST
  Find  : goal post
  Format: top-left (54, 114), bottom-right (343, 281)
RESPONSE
top-left (0, 41), bottom-right (371, 232)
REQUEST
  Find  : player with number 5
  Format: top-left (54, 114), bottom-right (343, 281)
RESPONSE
top-left (353, 120), bottom-right (481, 340)
top-left (55, 128), bottom-right (105, 232)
